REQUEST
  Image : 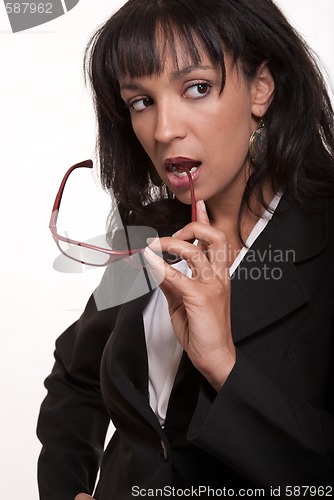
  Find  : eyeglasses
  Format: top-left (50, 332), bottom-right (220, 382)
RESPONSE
top-left (49, 159), bottom-right (197, 267)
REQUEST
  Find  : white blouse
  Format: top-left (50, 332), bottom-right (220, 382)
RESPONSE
top-left (143, 193), bottom-right (282, 426)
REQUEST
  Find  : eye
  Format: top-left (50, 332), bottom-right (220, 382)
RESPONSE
top-left (129, 97), bottom-right (153, 112)
top-left (184, 83), bottom-right (211, 99)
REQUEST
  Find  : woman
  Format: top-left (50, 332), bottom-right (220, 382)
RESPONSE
top-left (37, 0), bottom-right (334, 498)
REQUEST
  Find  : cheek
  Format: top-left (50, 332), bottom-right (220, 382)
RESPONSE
top-left (202, 117), bottom-right (252, 173)
top-left (203, 113), bottom-right (251, 155)
top-left (212, 105), bottom-right (252, 152)
top-left (131, 120), bottom-right (153, 154)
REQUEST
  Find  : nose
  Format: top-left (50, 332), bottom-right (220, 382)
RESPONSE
top-left (153, 99), bottom-right (187, 143)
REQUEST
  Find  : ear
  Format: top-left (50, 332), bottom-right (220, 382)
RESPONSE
top-left (251, 61), bottom-right (275, 117)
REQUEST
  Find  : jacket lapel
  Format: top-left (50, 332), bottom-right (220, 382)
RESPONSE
top-left (105, 289), bottom-right (164, 431)
top-left (230, 196), bottom-right (328, 343)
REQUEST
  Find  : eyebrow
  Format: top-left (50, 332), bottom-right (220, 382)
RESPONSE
top-left (119, 65), bottom-right (214, 91)
top-left (170, 65), bottom-right (214, 81)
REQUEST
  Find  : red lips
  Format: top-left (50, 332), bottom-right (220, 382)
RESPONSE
top-left (163, 156), bottom-right (202, 189)
top-left (164, 157), bottom-right (201, 172)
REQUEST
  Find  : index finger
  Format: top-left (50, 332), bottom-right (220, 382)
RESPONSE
top-left (196, 200), bottom-right (210, 225)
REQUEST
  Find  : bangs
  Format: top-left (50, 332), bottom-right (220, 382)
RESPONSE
top-left (114, 24), bottom-right (221, 79)
top-left (107, 1), bottom-right (229, 83)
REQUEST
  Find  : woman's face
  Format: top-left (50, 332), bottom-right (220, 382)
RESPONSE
top-left (120, 44), bottom-right (269, 212)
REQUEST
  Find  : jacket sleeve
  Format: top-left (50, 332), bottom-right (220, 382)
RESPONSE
top-left (187, 350), bottom-right (334, 492)
top-left (37, 289), bottom-right (121, 500)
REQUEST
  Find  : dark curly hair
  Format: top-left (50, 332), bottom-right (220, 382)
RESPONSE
top-left (84, 0), bottom-right (334, 236)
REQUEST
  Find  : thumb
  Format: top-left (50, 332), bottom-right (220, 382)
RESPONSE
top-left (75, 494), bottom-right (94, 500)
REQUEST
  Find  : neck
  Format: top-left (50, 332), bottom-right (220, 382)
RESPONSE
top-left (206, 180), bottom-right (275, 248)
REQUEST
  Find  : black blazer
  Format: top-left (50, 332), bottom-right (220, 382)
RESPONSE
top-left (37, 196), bottom-right (334, 499)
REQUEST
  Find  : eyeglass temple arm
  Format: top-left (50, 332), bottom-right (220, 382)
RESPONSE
top-left (183, 168), bottom-right (197, 222)
top-left (49, 159), bottom-right (93, 229)
top-left (49, 161), bottom-right (197, 234)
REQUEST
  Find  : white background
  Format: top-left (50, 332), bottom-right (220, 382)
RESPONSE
top-left (0, 1), bottom-right (333, 498)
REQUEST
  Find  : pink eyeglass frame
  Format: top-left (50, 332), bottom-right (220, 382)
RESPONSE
top-left (49, 159), bottom-right (197, 266)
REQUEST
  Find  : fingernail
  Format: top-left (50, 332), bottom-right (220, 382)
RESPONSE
top-left (143, 247), bottom-right (163, 267)
top-left (198, 200), bottom-right (206, 212)
top-left (146, 237), bottom-right (160, 248)
top-left (172, 229), bottom-right (182, 238)
top-left (143, 246), bottom-right (157, 258)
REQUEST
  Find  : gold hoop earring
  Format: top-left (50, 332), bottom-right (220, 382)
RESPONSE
top-left (249, 118), bottom-right (268, 165)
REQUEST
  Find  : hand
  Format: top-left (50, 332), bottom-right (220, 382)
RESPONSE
top-left (75, 494), bottom-right (95, 500)
top-left (144, 200), bottom-right (236, 391)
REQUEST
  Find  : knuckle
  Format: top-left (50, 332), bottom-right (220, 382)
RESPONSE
top-left (167, 266), bottom-right (181, 281)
